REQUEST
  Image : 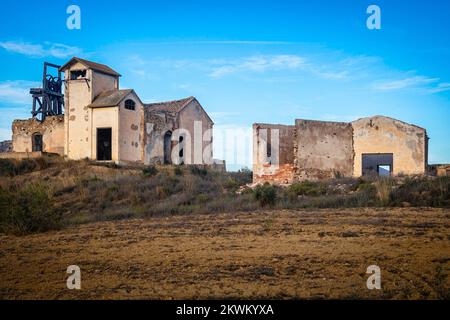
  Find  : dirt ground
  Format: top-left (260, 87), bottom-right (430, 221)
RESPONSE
top-left (0, 208), bottom-right (449, 300)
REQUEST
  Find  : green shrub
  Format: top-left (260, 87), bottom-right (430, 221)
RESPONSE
top-left (142, 165), bottom-right (158, 177)
top-left (174, 166), bottom-right (184, 176)
top-left (0, 157), bottom-right (54, 177)
top-left (190, 165), bottom-right (208, 177)
top-left (0, 159), bottom-right (16, 177)
top-left (389, 176), bottom-right (450, 207)
top-left (228, 168), bottom-right (253, 186)
top-left (288, 181), bottom-right (327, 197)
top-left (0, 183), bottom-right (61, 235)
top-left (223, 177), bottom-right (240, 192)
top-left (254, 183), bottom-right (277, 207)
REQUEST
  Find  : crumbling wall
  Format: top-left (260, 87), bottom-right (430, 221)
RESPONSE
top-left (428, 164), bottom-right (450, 177)
top-left (253, 123), bottom-right (296, 185)
top-left (295, 119), bottom-right (354, 180)
top-left (12, 115), bottom-right (65, 155)
top-left (143, 109), bottom-right (177, 165)
top-left (352, 116), bottom-right (427, 176)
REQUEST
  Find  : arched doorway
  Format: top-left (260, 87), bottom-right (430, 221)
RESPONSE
top-left (32, 133), bottom-right (43, 152)
top-left (163, 131), bottom-right (172, 164)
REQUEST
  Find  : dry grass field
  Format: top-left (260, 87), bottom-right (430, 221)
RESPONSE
top-left (1, 208), bottom-right (449, 300)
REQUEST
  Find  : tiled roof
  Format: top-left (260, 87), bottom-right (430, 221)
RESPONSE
top-left (60, 57), bottom-right (121, 77)
top-left (88, 89), bottom-right (133, 108)
top-left (145, 96), bottom-right (195, 113)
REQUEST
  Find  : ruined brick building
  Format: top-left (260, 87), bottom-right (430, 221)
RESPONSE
top-left (10, 57), bottom-right (216, 166)
top-left (253, 116), bottom-right (430, 184)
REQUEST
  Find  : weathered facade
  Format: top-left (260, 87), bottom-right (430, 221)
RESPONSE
top-left (12, 115), bottom-right (65, 155)
top-left (144, 97), bottom-right (213, 165)
top-left (253, 116), bottom-right (429, 184)
top-left (352, 116), bottom-right (427, 177)
top-left (9, 57), bottom-right (216, 166)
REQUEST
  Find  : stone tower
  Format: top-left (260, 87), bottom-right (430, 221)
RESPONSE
top-left (59, 57), bottom-right (120, 160)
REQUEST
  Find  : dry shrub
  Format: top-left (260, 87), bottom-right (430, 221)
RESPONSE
top-left (374, 178), bottom-right (394, 206)
top-left (0, 183), bottom-right (61, 235)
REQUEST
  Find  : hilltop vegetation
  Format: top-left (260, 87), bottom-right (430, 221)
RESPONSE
top-left (0, 156), bottom-right (449, 235)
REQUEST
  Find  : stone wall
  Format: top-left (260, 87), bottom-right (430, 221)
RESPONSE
top-left (143, 109), bottom-right (177, 165)
top-left (143, 100), bottom-right (214, 165)
top-left (177, 100), bottom-right (214, 165)
top-left (12, 115), bottom-right (64, 155)
top-left (252, 115), bottom-right (428, 184)
top-left (253, 123), bottom-right (296, 185)
top-left (295, 119), bottom-right (354, 180)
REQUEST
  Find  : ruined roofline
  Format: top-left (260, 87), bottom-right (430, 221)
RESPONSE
top-left (253, 123), bottom-right (294, 128)
top-left (145, 96), bottom-right (195, 111)
top-left (12, 114), bottom-right (65, 124)
top-left (295, 118), bottom-right (350, 126)
top-left (351, 115), bottom-right (426, 132)
top-left (145, 96), bottom-right (214, 124)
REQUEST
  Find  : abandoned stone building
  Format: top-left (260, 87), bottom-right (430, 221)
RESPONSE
top-left (253, 116), bottom-right (430, 184)
top-left (8, 57), bottom-right (216, 166)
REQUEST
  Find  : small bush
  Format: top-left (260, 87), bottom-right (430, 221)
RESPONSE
top-left (190, 165), bottom-right (208, 177)
top-left (254, 183), bottom-right (277, 207)
top-left (0, 183), bottom-right (61, 235)
top-left (174, 166), bottom-right (184, 176)
top-left (142, 165), bottom-right (158, 177)
top-left (374, 178), bottom-right (394, 206)
top-left (0, 157), bottom-right (54, 177)
top-left (228, 168), bottom-right (253, 186)
top-left (288, 181), bottom-right (327, 197)
top-left (0, 159), bottom-right (16, 177)
top-left (389, 176), bottom-right (450, 207)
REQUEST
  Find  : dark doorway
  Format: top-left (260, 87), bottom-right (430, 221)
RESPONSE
top-left (32, 133), bottom-right (43, 152)
top-left (97, 128), bottom-right (112, 161)
top-left (163, 131), bottom-right (172, 164)
top-left (362, 153), bottom-right (393, 176)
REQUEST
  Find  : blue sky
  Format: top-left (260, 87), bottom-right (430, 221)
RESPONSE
top-left (1, 0), bottom-right (449, 169)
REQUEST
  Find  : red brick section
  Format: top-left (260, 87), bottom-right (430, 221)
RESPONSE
top-left (253, 164), bottom-right (295, 185)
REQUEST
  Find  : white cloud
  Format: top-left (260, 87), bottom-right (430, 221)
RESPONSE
top-left (372, 75), bottom-right (450, 94)
top-left (209, 55), bottom-right (307, 78)
top-left (428, 82), bottom-right (450, 94)
top-left (0, 40), bottom-right (82, 59)
top-left (372, 76), bottom-right (439, 91)
top-left (0, 80), bottom-right (40, 104)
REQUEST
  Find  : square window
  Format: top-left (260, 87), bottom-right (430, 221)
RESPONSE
top-left (378, 165), bottom-right (391, 176)
top-left (70, 70), bottom-right (86, 80)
